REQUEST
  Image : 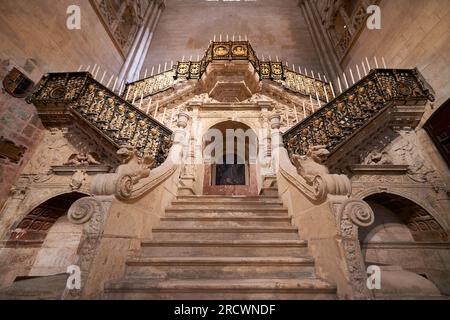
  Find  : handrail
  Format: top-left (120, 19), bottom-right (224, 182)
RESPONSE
top-left (123, 40), bottom-right (333, 103)
top-left (27, 72), bottom-right (173, 168)
top-left (282, 68), bottom-right (435, 159)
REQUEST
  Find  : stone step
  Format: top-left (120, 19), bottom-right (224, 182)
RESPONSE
top-left (172, 200), bottom-right (284, 206)
top-left (124, 256), bottom-right (316, 280)
top-left (165, 211), bottom-right (289, 218)
top-left (158, 216), bottom-right (292, 228)
top-left (152, 227), bottom-right (299, 241)
top-left (139, 240), bottom-right (309, 257)
top-left (104, 278), bottom-right (337, 300)
top-left (177, 195), bottom-right (280, 201)
top-left (259, 187), bottom-right (279, 197)
top-left (0, 274), bottom-right (67, 300)
top-left (170, 203), bottom-right (285, 210)
top-left (165, 207), bottom-right (289, 215)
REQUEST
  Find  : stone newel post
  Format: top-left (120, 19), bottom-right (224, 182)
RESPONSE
top-left (269, 113), bottom-right (375, 299)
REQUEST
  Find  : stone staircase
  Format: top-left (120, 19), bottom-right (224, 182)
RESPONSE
top-left (104, 194), bottom-right (337, 299)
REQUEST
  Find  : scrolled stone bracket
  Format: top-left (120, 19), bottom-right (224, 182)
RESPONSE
top-left (333, 198), bottom-right (375, 299)
top-left (90, 112), bottom-right (188, 202)
top-left (67, 197), bottom-right (103, 225)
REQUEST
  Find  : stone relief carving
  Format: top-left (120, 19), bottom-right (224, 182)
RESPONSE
top-left (363, 150), bottom-right (393, 165)
top-left (63, 196), bottom-right (113, 299)
top-left (70, 170), bottom-right (86, 191)
top-left (333, 199), bottom-right (375, 299)
top-left (287, 145), bottom-right (351, 201)
top-left (90, 145), bottom-right (157, 200)
top-left (67, 197), bottom-right (102, 225)
top-left (115, 145), bottom-right (155, 199)
top-left (64, 153), bottom-right (102, 166)
top-left (22, 127), bottom-right (116, 176)
top-left (361, 130), bottom-right (446, 192)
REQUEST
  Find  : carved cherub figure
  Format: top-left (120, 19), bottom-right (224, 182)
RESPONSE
top-left (65, 152), bottom-right (101, 166)
top-left (363, 150), bottom-right (393, 165)
top-left (291, 145), bottom-right (330, 184)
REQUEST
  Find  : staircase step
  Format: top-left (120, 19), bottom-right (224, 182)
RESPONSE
top-left (104, 278), bottom-right (337, 300)
top-left (103, 194), bottom-right (337, 300)
top-left (152, 227), bottom-right (299, 241)
top-left (159, 216), bottom-right (292, 228)
top-left (140, 240), bottom-right (309, 257)
top-left (172, 200), bottom-right (284, 206)
top-left (165, 211), bottom-right (289, 218)
top-left (177, 195), bottom-right (279, 200)
top-left (0, 274), bottom-right (68, 300)
top-left (165, 207), bottom-right (289, 215)
top-left (125, 257), bottom-right (315, 280)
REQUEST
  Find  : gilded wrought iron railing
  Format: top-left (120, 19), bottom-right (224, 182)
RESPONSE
top-left (283, 70), bottom-right (333, 103)
top-left (123, 68), bottom-right (176, 103)
top-left (27, 72), bottom-right (173, 167)
top-left (283, 69), bottom-right (435, 158)
top-left (123, 40), bottom-right (333, 103)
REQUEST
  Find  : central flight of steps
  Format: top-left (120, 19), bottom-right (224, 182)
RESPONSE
top-left (104, 195), bottom-right (337, 299)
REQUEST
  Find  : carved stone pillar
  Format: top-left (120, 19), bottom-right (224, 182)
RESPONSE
top-left (63, 196), bottom-right (114, 299)
top-left (178, 107), bottom-right (198, 196)
top-left (269, 113), bottom-right (283, 173)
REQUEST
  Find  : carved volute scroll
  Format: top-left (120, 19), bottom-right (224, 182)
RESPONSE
top-left (334, 199), bottom-right (375, 299)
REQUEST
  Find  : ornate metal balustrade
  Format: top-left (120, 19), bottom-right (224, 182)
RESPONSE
top-left (283, 69), bottom-right (435, 160)
top-left (123, 40), bottom-right (333, 103)
top-left (123, 68), bottom-right (176, 103)
top-left (27, 72), bottom-right (173, 167)
top-left (283, 70), bottom-right (333, 102)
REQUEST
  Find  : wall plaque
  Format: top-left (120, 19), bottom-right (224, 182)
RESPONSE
top-left (2, 67), bottom-right (34, 98)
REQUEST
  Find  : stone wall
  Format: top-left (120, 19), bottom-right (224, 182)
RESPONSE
top-left (0, 92), bottom-right (44, 210)
top-left (342, 0), bottom-right (449, 107)
top-left (0, 0), bottom-right (124, 82)
top-left (143, 0), bottom-right (323, 73)
top-left (0, 0), bottom-right (125, 208)
top-left (341, 0), bottom-right (450, 185)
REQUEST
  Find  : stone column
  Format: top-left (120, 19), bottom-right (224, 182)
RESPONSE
top-left (298, 0), bottom-right (343, 82)
top-left (119, 0), bottom-right (166, 83)
top-left (257, 102), bottom-right (271, 158)
top-left (178, 103), bottom-right (201, 196)
top-left (269, 113), bottom-right (283, 174)
top-left (133, 1), bottom-right (165, 80)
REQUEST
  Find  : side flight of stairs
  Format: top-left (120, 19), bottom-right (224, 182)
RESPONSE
top-left (104, 194), bottom-right (337, 299)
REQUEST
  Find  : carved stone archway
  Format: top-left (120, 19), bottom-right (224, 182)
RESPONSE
top-left (203, 120), bottom-right (258, 196)
top-left (353, 187), bottom-right (449, 235)
top-left (360, 192), bottom-right (448, 242)
top-left (7, 192), bottom-right (88, 245)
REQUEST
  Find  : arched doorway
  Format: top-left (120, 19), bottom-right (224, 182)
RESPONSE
top-left (360, 193), bottom-right (448, 243)
top-left (8, 192), bottom-right (87, 245)
top-left (5, 192), bottom-right (88, 277)
top-left (203, 121), bottom-right (258, 196)
top-left (359, 192), bottom-right (449, 295)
